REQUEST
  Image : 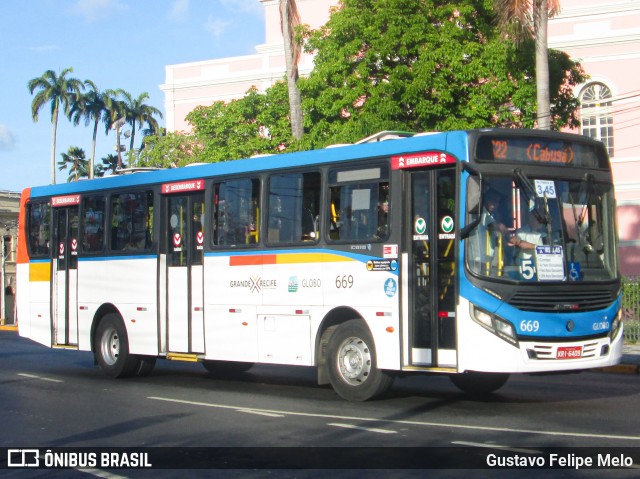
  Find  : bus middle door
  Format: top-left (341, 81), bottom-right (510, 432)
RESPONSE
top-left (52, 203), bottom-right (79, 346)
top-left (406, 167), bottom-right (457, 368)
top-left (166, 191), bottom-right (205, 354)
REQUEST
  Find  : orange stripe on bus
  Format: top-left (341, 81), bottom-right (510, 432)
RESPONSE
top-left (229, 254), bottom-right (277, 266)
top-left (16, 188), bottom-right (31, 264)
top-left (229, 252), bottom-right (355, 266)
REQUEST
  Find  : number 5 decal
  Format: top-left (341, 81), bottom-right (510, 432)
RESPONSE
top-left (520, 258), bottom-right (536, 280)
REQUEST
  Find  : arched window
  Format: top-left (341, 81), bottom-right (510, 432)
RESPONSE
top-left (580, 82), bottom-right (614, 157)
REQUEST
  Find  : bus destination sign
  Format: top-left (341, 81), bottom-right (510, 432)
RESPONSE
top-left (162, 179), bottom-right (205, 194)
top-left (51, 194), bottom-right (81, 207)
top-left (475, 136), bottom-right (608, 168)
top-left (391, 151), bottom-right (457, 170)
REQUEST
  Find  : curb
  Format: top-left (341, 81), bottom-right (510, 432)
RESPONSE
top-left (599, 364), bottom-right (640, 375)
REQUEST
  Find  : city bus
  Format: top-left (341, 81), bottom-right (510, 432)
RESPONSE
top-left (16, 128), bottom-right (622, 401)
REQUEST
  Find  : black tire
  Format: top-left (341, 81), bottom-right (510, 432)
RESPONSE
top-left (94, 313), bottom-right (140, 378)
top-left (327, 320), bottom-right (394, 401)
top-left (449, 372), bottom-right (509, 395)
top-left (202, 360), bottom-right (254, 376)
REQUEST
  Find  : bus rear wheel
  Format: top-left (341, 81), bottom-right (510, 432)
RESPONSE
top-left (94, 314), bottom-right (140, 378)
top-left (449, 372), bottom-right (509, 395)
top-left (327, 320), bottom-right (394, 401)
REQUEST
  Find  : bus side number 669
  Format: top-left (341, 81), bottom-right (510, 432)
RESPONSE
top-left (335, 275), bottom-right (354, 289)
top-left (520, 320), bottom-right (540, 333)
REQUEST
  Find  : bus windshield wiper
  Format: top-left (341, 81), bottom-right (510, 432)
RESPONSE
top-left (513, 169), bottom-right (547, 225)
top-left (513, 169), bottom-right (555, 245)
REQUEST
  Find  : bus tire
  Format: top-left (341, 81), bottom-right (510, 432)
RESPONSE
top-left (449, 372), bottom-right (509, 395)
top-left (94, 313), bottom-right (140, 378)
top-left (327, 320), bottom-right (394, 401)
top-left (202, 360), bottom-right (254, 376)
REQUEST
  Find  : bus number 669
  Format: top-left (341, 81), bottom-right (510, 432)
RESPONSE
top-left (335, 275), bottom-right (354, 289)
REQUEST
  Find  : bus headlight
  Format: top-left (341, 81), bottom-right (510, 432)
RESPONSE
top-left (609, 309), bottom-right (622, 340)
top-left (470, 304), bottom-right (518, 346)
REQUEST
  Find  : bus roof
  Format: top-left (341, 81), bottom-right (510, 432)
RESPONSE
top-left (27, 130), bottom-right (467, 199)
top-left (26, 128), bottom-right (603, 199)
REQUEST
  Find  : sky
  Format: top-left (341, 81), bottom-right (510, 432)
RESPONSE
top-left (0, 0), bottom-right (266, 191)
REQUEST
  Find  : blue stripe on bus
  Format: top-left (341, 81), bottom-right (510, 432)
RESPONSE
top-left (27, 131), bottom-right (469, 198)
top-left (77, 255), bottom-right (157, 262)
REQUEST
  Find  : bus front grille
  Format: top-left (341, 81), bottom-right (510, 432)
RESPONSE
top-left (507, 290), bottom-right (615, 313)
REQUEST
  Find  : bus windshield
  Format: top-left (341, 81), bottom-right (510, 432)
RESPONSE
top-left (466, 174), bottom-right (618, 282)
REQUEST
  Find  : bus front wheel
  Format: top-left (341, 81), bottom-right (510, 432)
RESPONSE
top-left (94, 314), bottom-right (140, 378)
top-left (449, 372), bottom-right (509, 395)
top-left (327, 320), bottom-right (394, 401)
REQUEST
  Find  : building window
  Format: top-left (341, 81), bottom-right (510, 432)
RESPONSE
top-left (580, 82), bottom-right (614, 157)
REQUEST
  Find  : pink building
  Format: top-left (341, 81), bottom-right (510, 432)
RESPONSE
top-left (160, 0), bottom-right (640, 275)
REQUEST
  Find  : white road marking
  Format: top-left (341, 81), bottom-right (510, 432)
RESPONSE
top-left (452, 441), bottom-right (543, 454)
top-left (76, 469), bottom-right (129, 479)
top-left (328, 422), bottom-right (397, 434)
top-left (18, 373), bottom-right (63, 383)
top-left (147, 396), bottom-right (640, 442)
top-left (237, 409), bottom-right (285, 418)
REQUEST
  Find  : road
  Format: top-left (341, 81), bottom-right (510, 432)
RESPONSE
top-left (1, 331), bottom-right (639, 478)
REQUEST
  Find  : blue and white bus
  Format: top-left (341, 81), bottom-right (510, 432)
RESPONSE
top-left (16, 128), bottom-right (622, 401)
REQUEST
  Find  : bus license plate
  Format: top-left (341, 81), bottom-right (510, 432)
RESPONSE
top-left (556, 346), bottom-right (582, 359)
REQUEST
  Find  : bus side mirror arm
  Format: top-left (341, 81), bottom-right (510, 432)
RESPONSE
top-left (460, 219), bottom-right (480, 240)
top-left (460, 164), bottom-right (482, 240)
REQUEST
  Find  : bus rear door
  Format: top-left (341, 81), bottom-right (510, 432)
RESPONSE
top-left (52, 198), bottom-right (79, 347)
top-left (404, 163), bottom-right (457, 368)
top-left (163, 181), bottom-right (205, 354)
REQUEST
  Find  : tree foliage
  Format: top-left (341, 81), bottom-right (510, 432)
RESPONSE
top-left (184, 84), bottom-right (295, 163)
top-left (298, 0), bottom-right (585, 147)
top-left (141, 0), bottom-right (587, 164)
top-left (136, 131), bottom-right (203, 168)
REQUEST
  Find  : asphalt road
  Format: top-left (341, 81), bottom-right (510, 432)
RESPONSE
top-left (1, 331), bottom-right (639, 478)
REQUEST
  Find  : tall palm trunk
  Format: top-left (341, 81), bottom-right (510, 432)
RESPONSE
top-left (130, 119), bottom-right (137, 152)
top-left (280, 0), bottom-right (304, 140)
top-left (50, 102), bottom-right (59, 184)
top-left (534, 0), bottom-right (551, 130)
top-left (90, 119), bottom-right (99, 179)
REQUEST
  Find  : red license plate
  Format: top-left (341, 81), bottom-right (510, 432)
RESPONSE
top-left (556, 346), bottom-right (583, 359)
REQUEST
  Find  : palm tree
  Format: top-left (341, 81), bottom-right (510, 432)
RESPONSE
top-left (70, 80), bottom-right (108, 179)
top-left (28, 68), bottom-right (84, 184)
top-left (494, 0), bottom-right (561, 130)
top-left (119, 90), bottom-right (163, 152)
top-left (100, 153), bottom-right (120, 175)
top-left (57, 146), bottom-right (88, 182)
top-left (279, 0), bottom-right (304, 140)
top-left (103, 89), bottom-right (127, 170)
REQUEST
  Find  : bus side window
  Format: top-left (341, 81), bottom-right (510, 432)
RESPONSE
top-left (212, 178), bottom-right (260, 247)
top-left (109, 191), bottom-right (153, 252)
top-left (267, 171), bottom-right (320, 245)
top-left (81, 196), bottom-right (105, 253)
top-left (328, 181), bottom-right (389, 242)
top-left (28, 202), bottom-right (51, 256)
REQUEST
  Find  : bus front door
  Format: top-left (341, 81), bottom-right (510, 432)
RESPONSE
top-left (166, 193), bottom-right (205, 353)
top-left (52, 205), bottom-right (79, 346)
top-left (406, 168), bottom-right (457, 367)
